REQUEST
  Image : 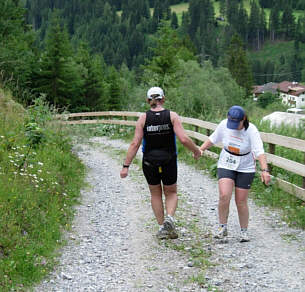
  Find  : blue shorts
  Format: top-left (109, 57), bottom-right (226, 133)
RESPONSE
top-left (217, 168), bottom-right (255, 189)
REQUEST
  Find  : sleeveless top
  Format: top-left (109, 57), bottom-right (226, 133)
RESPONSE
top-left (142, 109), bottom-right (176, 155)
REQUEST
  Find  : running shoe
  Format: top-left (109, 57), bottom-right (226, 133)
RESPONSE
top-left (214, 226), bottom-right (228, 239)
top-left (156, 226), bottom-right (169, 240)
top-left (240, 229), bottom-right (250, 242)
top-left (163, 215), bottom-right (178, 239)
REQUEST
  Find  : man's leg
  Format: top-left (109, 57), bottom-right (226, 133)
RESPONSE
top-left (148, 184), bottom-right (164, 225)
top-left (163, 183), bottom-right (178, 238)
top-left (163, 183), bottom-right (178, 216)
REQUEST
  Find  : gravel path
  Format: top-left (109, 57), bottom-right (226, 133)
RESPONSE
top-left (35, 136), bottom-right (305, 292)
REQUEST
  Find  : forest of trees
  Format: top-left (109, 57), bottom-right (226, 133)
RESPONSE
top-left (1, 0), bottom-right (305, 115)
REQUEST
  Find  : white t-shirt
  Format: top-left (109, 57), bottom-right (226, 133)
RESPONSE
top-left (209, 119), bottom-right (265, 173)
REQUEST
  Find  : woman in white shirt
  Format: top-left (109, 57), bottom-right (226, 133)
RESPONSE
top-left (199, 105), bottom-right (270, 242)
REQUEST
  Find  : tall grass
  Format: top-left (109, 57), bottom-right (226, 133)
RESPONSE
top-left (0, 91), bottom-right (85, 291)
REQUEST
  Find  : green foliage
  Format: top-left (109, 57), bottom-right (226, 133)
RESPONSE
top-left (0, 92), bottom-right (85, 291)
top-left (227, 34), bottom-right (254, 97)
top-left (251, 176), bottom-right (305, 228)
top-left (165, 60), bottom-right (244, 119)
top-left (0, 0), bottom-right (36, 100)
top-left (257, 92), bottom-right (277, 108)
top-left (75, 43), bottom-right (108, 111)
top-left (24, 122), bottom-right (45, 147)
top-left (34, 13), bottom-right (84, 110)
top-left (142, 20), bottom-right (196, 89)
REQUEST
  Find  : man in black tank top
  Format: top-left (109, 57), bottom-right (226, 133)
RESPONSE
top-left (120, 87), bottom-right (201, 240)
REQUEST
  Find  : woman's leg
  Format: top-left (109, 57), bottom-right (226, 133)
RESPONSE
top-left (148, 184), bottom-right (164, 225)
top-left (218, 178), bottom-right (234, 224)
top-left (235, 187), bottom-right (250, 229)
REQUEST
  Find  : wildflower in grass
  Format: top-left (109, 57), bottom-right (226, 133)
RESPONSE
top-left (38, 162), bottom-right (43, 166)
top-left (0, 135), bottom-right (4, 138)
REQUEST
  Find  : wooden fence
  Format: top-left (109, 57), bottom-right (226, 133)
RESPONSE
top-left (58, 111), bottom-right (305, 201)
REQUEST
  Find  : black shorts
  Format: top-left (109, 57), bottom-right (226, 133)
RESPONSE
top-left (142, 156), bottom-right (177, 186)
top-left (217, 168), bottom-right (255, 189)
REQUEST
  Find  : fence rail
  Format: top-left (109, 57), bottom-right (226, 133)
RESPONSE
top-left (58, 111), bottom-right (305, 201)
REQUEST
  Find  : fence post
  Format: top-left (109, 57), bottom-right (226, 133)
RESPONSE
top-left (268, 143), bottom-right (275, 174)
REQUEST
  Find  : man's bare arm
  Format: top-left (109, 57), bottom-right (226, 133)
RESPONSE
top-left (171, 111), bottom-right (201, 159)
top-left (120, 114), bottom-right (145, 178)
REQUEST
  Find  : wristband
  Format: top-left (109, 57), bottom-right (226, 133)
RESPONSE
top-left (262, 169), bottom-right (270, 172)
top-left (123, 164), bottom-right (130, 168)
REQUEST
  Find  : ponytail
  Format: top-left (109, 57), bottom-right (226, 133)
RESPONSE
top-left (243, 115), bottom-right (249, 130)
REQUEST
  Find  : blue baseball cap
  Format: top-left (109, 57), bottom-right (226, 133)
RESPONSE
top-left (227, 105), bottom-right (245, 129)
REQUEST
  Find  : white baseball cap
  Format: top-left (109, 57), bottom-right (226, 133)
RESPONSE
top-left (147, 87), bottom-right (164, 100)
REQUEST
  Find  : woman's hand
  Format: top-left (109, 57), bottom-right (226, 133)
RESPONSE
top-left (261, 171), bottom-right (271, 185)
top-left (193, 147), bottom-right (201, 160)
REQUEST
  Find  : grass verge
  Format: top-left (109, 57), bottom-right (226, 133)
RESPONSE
top-left (0, 94), bottom-right (85, 291)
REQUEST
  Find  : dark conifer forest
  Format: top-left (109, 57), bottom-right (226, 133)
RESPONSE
top-left (2, 0), bottom-right (305, 115)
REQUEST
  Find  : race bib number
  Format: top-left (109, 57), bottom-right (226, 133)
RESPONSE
top-left (219, 151), bottom-right (241, 170)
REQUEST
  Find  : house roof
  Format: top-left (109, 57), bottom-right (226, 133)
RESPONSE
top-left (253, 82), bottom-right (278, 95)
top-left (277, 81), bottom-right (305, 96)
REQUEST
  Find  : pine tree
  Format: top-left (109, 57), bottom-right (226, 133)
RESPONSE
top-left (107, 66), bottom-right (121, 110)
top-left (34, 13), bottom-right (84, 109)
top-left (226, 0), bottom-right (239, 28)
top-left (248, 0), bottom-right (261, 49)
top-left (219, 0), bottom-right (226, 19)
top-left (281, 4), bottom-right (295, 40)
top-left (236, 2), bottom-right (248, 43)
top-left (227, 34), bottom-right (253, 98)
top-left (0, 0), bottom-right (36, 101)
top-left (143, 20), bottom-right (195, 89)
top-left (171, 12), bottom-right (178, 29)
top-left (75, 43), bottom-right (108, 110)
top-left (269, 5), bottom-right (280, 41)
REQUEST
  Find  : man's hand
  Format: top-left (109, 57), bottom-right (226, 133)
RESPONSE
top-left (120, 167), bottom-right (129, 178)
